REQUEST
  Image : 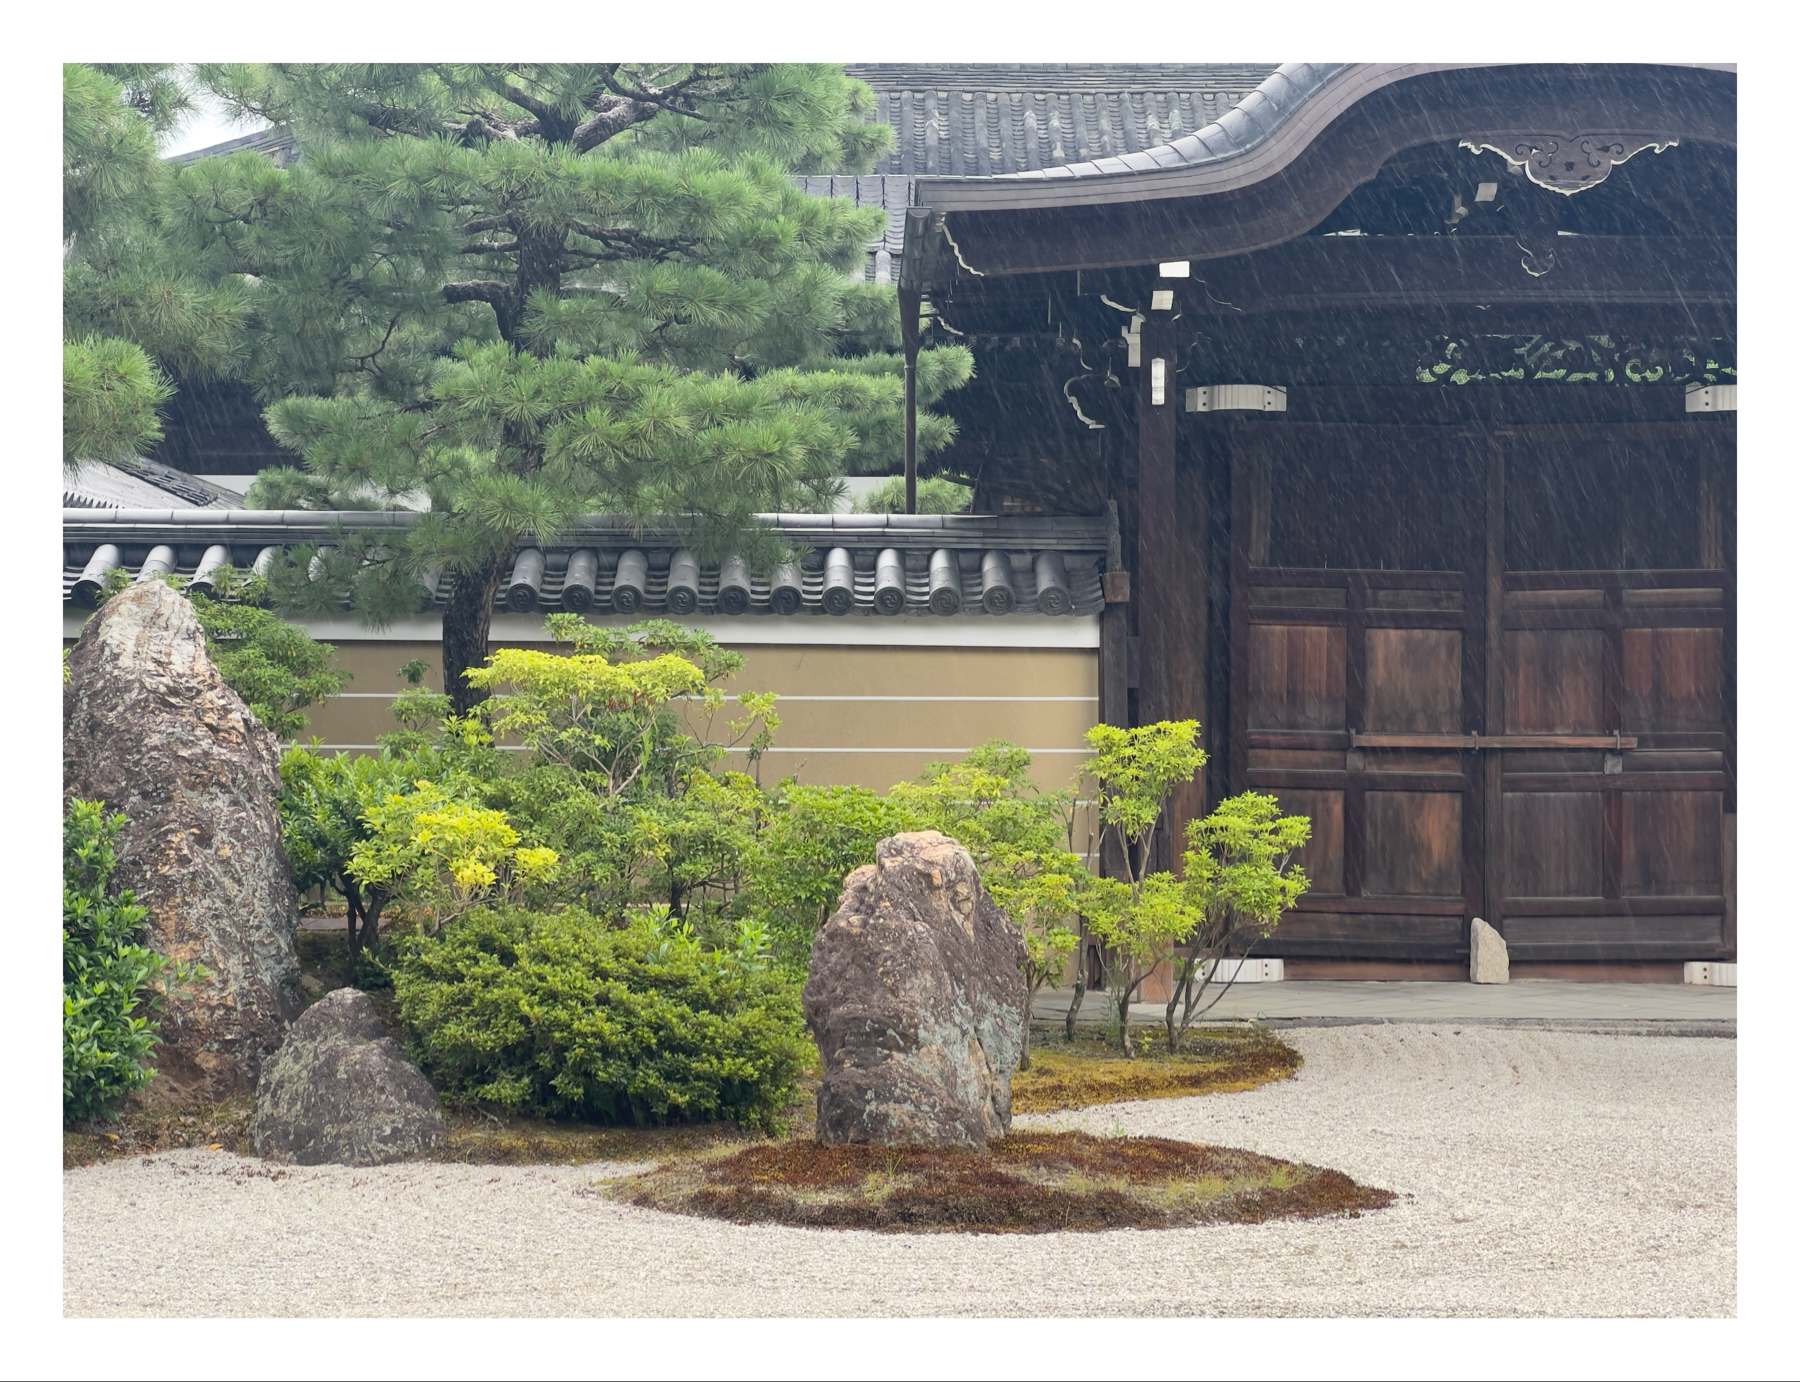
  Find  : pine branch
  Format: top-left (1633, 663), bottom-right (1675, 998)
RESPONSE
top-left (442, 281), bottom-right (511, 306)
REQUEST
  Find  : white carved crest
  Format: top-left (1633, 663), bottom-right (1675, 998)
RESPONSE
top-left (1459, 135), bottom-right (1679, 193)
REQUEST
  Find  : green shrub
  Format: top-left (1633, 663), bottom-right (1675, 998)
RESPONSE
top-left (63, 800), bottom-right (196, 1124)
top-left (393, 906), bottom-right (812, 1133)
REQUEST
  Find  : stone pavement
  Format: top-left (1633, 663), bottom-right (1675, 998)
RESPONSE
top-left (1033, 980), bottom-right (1736, 1033)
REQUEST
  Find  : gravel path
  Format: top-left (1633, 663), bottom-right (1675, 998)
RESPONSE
top-left (62, 1025), bottom-right (1735, 1317)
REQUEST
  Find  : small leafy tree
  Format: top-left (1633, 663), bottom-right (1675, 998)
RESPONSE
top-left (889, 741), bottom-right (1082, 1069)
top-left (1160, 793), bottom-right (1310, 1052)
top-left (279, 738), bottom-right (466, 983)
top-left (624, 767), bottom-right (766, 927)
top-left (468, 615), bottom-right (778, 798)
top-left (63, 800), bottom-right (200, 1123)
top-left (348, 779), bottom-right (558, 932)
top-left (734, 781), bottom-right (906, 966)
top-left (1080, 720), bottom-right (1207, 1056)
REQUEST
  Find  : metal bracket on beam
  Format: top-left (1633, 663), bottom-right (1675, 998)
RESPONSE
top-left (1186, 384), bottom-right (1287, 413)
top-left (1685, 383), bottom-right (1736, 413)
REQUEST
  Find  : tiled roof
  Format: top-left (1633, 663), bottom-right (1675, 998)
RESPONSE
top-left (846, 65), bottom-right (1277, 177)
top-left (63, 457), bottom-right (245, 510)
top-left (791, 175), bottom-right (913, 282)
top-left (980, 62), bottom-right (1340, 181)
top-left (63, 511), bottom-right (1110, 620)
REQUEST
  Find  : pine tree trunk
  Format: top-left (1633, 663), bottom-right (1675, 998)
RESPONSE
top-left (443, 555), bottom-right (509, 715)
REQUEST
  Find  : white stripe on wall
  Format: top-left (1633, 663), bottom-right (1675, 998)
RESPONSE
top-left (328, 692), bottom-right (1097, 702)
top-left (721, 746), bottom-right (1092, 755)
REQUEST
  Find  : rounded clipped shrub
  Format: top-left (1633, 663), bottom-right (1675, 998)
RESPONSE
top-left (393, 907), bottom-right (812, 1134)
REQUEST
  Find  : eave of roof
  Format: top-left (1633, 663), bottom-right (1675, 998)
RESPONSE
top-left (910, 62), bottom-right (1736, 213)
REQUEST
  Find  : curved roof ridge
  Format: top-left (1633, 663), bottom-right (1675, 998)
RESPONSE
top-left (994, 62), bottom-right (1345, 180)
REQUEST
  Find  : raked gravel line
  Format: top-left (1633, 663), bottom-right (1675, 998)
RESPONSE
top-left (62, 1024), bottom-right (1735, 1317)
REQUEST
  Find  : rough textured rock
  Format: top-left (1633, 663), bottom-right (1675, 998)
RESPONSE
top-left (63, 580), bottom-right (303, 1102)
top-left (803, 831), bottom-right (1028, 1150)
top-left (1470, 916), bottom-right (1510, 984)
top-left (251, 989), bottom-right (446, 1166)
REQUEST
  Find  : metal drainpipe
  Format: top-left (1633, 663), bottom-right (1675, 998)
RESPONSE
top-left (900, 288), bottom-right (921, 515)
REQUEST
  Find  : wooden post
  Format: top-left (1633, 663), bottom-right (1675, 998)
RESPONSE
top-left (1482, 436), bottom-right (1507, 945)
top-left (1136, 314), bottom-right (1177, 726)
top-left (900, 288), bottom-right (921, 515)
top-left (1136, 313), bottom-right (1179, 870)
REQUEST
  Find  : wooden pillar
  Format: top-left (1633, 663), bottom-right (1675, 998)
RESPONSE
top-left (1167, 433), bottom-right (1210, 855)
top-left (1136, 314), bottom-right (1178, 728)
top-left (1480, 435), bottom-right (1507, 941)
top-left (1136, 314), bottom-right (1179, 871)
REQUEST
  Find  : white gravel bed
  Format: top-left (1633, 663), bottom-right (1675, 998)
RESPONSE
top-left (62, 1024), bottom-right (1735, 1317)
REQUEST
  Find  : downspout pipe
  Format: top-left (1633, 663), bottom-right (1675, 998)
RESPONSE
top-left (899, 286), bottom-right (921, 516)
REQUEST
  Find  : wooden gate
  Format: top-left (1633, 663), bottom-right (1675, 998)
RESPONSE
top-left (1227, 424), bottom-right (1734, 968)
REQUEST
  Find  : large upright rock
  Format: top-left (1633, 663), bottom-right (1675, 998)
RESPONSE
top-left (63, 580), bottom-right (303, 1102)
top-left (803, 831), bottom-right (1028, 1150)
top-left (252, 988), bottom-right (446, 1166)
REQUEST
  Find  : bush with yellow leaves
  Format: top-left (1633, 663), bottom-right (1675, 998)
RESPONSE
top-left (348, 779), bottom-right (559, 931)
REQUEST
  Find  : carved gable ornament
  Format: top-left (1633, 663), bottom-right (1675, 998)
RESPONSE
top-left (1459, 134), bottom-right (1678, 193)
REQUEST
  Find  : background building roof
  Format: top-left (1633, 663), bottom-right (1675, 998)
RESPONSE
top-left (845, 64), bottom-right (1276, 178)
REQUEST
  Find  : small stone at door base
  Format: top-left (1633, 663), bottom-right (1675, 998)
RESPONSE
top-left (1469, 916), bottom-right (1509, 984)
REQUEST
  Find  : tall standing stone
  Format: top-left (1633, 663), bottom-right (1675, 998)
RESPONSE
top-left (803, 831), bottom-right (1028, 1150)
top-left (64, 580), bottom-right (304, 1102)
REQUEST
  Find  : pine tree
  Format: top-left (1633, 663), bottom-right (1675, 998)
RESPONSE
top-left (62, 64), bottom-right (251, 464)
top-left (173, 64), bottom-right (970, 709)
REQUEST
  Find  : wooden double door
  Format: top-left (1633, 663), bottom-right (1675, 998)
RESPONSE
top-left (1228, 428), bottom-right (1734, 967)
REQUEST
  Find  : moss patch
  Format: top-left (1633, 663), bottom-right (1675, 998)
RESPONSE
top-left (63, 1097), bottom-right (254, 1170)
top-left (428, 1114), bottom-right (756, 1166)
top-left (1013, 1029), bottom-right (1301, 1114)
top-left (619, 1131), bottom-right (1393, 1233)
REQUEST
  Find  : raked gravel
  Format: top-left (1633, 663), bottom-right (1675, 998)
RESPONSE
top-left (62, 1024), bottom-right (1735, 1317)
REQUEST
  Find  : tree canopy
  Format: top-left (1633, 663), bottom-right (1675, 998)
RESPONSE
top-left (102, 63), bottom-right (975, 708)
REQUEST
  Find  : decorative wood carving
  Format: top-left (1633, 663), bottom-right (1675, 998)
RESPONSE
top-left (1458, 135), bottom-right (1678, 194)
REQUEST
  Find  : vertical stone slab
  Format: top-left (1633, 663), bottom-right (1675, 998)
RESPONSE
top-left (64, 581), bottom-right (303, 1101)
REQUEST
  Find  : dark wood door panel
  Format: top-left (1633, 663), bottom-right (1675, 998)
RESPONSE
top-left (1262, 912), bottom-right (1468, 960)
top-left (1247, 624), bottom-right (1345, 730)
top-left (1364, 628), bottom-right (1463, 733)
top-left (1621, 790), bottom-right (1723, 896)
top-left (1504, 792), bottom-right (1604, 899)
top-left (1622, 627), bottom-right (1723, 731)
top-left (1504, 629), bottom-right (1605, 733)
top-left (1363, 790), bottom-right (1463, 897)
top-left (1269, 788), bottom-right (1344, 895)
top-left (1500, 913), bottom-right (1726, 960)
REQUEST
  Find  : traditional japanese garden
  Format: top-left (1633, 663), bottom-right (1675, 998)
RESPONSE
top-left (62, 61), bottom-right (1372, 1234)
top-left (60, 61), bottom-right (1736, 1319)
